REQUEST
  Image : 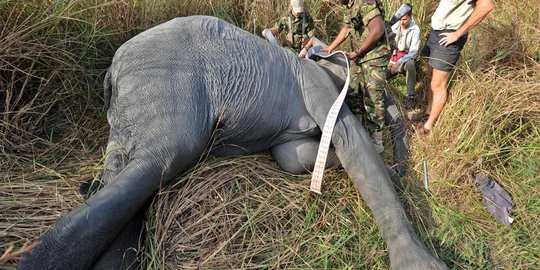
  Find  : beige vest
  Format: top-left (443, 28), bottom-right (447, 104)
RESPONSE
top-left (431, 0), bottom-right (475, 30)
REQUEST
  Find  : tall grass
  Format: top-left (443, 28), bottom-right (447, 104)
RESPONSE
top-left (408, 64), bottom-right (539, 268)
top-left (1, 0), bottom-right (539, 269)
top-left (1, 1), bottom-right (116, 170)
top-left (0, 0), bottom-right (241, 165)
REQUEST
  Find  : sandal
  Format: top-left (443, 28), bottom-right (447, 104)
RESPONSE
top-left (416, 125), bottom-right (431, 136)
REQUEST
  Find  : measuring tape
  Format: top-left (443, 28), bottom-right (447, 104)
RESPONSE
top-left (309, 51), bottom-right (350, 194)
top-left (262, 29), bottom-right (278, 45)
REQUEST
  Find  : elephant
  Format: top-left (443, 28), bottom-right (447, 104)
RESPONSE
top-left (19, 16), bottom-right (446, 269)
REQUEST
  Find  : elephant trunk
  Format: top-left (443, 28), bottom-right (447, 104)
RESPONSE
top-left (384, 92), bottom-right (409, 177)
top-left (332, 113), bottom-right (446, 269)
top-left (19, 161), bottom-right (163, 270)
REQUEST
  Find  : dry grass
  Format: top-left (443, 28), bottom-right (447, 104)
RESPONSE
top-left (0, 163), bottom-right (93, 268)
top-left (145, 155), bottom-right (385, 269)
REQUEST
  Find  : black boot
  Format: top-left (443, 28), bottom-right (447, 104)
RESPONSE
top-left (405, 95), bottom-right (416, 110)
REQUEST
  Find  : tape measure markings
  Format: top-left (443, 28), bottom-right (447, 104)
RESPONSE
top-left (310, 51), bottom-right (350, 194)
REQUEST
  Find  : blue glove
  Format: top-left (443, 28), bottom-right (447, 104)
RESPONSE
top-left (474, 172), bottom-right (513, 226)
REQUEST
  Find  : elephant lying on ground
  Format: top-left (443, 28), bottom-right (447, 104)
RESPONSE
top-left (19, 16), bottom-right (445, 269)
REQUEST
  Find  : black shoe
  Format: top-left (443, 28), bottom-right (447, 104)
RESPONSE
top-left (410, 112), bottom-right (429, 122)
top-left (405, 97), bottom-right (416, 110)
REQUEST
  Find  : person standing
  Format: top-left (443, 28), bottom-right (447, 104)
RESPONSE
top-left (388, 3), bottom-right (420, 110)
top-left (263, 0), bottom-right (316, 58)
top-left (322, 0), bottom-right (389, 153)
top-left (417, 0), bottom-right (494, 135)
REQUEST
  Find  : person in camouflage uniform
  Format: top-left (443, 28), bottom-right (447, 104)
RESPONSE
top-left (322, 0), bottom-right (389, 153)
top-left (264, 0), bottom-right (315, 55)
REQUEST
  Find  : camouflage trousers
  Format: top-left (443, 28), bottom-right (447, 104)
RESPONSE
top-left (347, 58), bottom-right (388, 134)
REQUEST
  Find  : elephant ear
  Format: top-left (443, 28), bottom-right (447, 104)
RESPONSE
top-left (308, 39), bottom-right (348, 90)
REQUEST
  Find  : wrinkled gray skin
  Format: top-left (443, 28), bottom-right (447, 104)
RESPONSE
top-left (19, 16), bottom-right (445, 270)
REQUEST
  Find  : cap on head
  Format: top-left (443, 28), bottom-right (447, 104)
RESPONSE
top-left (390, 3), bottom-right (413, 25)
top-left (291, 0), bottom-right (304, 13)
top-left (397, 3), bottom-right (412, 18)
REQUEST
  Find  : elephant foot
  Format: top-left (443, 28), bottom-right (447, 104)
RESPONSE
top-left (388, 233), bottom-right (448, 270)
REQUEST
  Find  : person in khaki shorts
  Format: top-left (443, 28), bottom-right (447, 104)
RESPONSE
top-left (417, 0), bottom-right (494, 135)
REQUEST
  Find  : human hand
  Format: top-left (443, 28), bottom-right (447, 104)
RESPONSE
top-left (321, 47), bottom-right (333, 53)
top-left (439, 32), bottom-right (460, 47)
top-left (346, 51), bottom-right (357, 60)
top-left (390, 63), bottom-right (400, 74)
top-left (299, 48), bottom-right (308, 58)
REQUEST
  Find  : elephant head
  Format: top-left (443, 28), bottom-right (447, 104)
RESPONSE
top-left (308, 41), bottom-right (409, 178)
top-left (19, 16), bottom-right (442, 270)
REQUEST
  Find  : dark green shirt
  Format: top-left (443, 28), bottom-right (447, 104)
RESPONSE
top-left (274, 11), bottom-right (315, 50)
top-left (344, 0), bottom-right (388, 64)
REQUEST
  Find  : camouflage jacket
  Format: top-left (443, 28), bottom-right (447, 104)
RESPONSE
top-left (274, 11), bottom-right (315, 51)
top-left (344, 0), bottom-right (389, 65)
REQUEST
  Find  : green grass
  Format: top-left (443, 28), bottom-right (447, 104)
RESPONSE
top-left (1, 0), bottom-right (539, 269)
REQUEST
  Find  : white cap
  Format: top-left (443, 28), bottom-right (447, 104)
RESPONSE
top-left (291, 0), bottom-right (304, 13)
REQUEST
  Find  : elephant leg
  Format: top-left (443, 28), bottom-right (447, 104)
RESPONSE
top-left (19, 161), bottom-right (163, 269)
top-left (80, 138), bottom-right (128, 198)
top-left (88, 138), bottom-right (144, 270)
top-left (270, 137), bottom-right (340, 174)
top-left (85, 139), bottom-right (143, 269)
top-left (19, 135), bottom-right (211, 269)
top-left (101, 139), bottom-right (129, 185)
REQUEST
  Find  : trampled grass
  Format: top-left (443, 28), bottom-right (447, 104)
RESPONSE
top-left (1, 0), bottom-right (539, 269)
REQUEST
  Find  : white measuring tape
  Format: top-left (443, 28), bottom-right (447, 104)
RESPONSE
top-left (262, 29), bottom-right (278, 45)
top-left (309, 50), bottom-right (350, 194)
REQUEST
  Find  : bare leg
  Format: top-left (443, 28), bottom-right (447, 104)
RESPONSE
top-left (425, 65), bottom-right (433, 115)
top-left (424, 68), bottom-right (451, 131)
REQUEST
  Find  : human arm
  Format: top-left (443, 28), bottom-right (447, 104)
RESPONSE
top-left (262, 26), bottom-right (279, 37)
top-left (299, 37), bottom-right (315, 58)
top-left (303, 14), bottom-right (316, 47)
top-left (269, 27), bottom-right (279, 36)
top-left (348, 14), bottom-right (385, 60)
top-left (439, 0), bottom-right (494, 46)
top-left (263, 15), bottom-right (286, 37)
top-left (322, 25), bottom-right (349, 53)
top-left (298, 14), bottom-right (316, 58)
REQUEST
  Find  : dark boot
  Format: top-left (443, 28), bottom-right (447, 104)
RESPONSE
top-left (405, 95), bottom-right (416, 110)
